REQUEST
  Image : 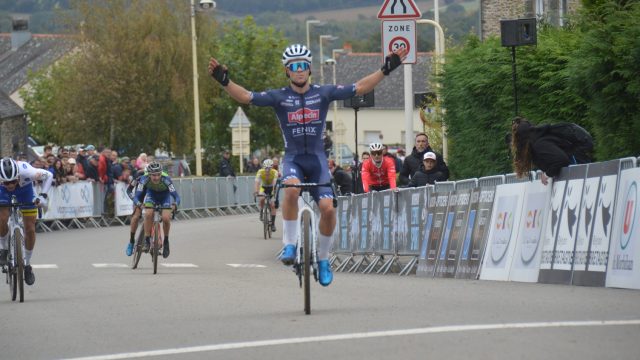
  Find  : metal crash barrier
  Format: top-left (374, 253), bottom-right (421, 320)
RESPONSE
top-left (35, 176), bottom-right (259, 232)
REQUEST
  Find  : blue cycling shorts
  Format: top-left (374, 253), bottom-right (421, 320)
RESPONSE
top-left (281, 153), bottom-right (333, 203)
top-left (143, 191), bottom-right (173, 209)
top-left (0, 183), bottom-right (37, 212)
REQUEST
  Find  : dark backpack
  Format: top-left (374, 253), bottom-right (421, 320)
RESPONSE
top-left (548, 123), bottom-right (594, 164)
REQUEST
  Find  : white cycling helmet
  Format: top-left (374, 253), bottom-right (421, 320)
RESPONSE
top-left (263, 159), bottom-right (273, 169)
top-left (146, 161), bottom-right (162, 174)
top-left (369, 142), bottom-right (384, 152)
top-left (0, 157), bottom-right (19, 182)
top-left (281, 44), bottom-right (312, 65)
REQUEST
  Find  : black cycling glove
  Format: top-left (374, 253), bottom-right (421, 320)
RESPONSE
top-left (380, 52), bottom-right (402, 75)
top-left (211, 65), bottom-right (230, 86)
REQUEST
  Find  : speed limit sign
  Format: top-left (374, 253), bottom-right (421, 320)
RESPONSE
top-left (381, 20), bottom-right (416, 64)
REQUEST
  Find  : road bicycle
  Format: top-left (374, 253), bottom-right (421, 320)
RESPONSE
top-left (275, 181), bottom-right (337, 315)
top-left (256, 189), bottom-right (275, 239)
top-left (1, 196), bottom-right (34, 303)
top-left (131, 204), bottom-right (174, 274)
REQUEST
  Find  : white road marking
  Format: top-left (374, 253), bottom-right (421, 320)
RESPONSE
top-left (31, 264), bottom-right (58, 269)
top-left (92, 263), bottom-right (129, 268)
top-left (160, 263), bottom-right (198, 268)
top-left (62, 319), bottom-right (640, 360)
top-left (227, 264), bottom-right (266, 268)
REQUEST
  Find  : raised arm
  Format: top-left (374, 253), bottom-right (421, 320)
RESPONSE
top-left (354, 47), bottom-right (408, 95)
top-left (208, 57), bottom-right (252, 104)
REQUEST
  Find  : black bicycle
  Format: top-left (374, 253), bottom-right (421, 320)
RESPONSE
top-left (1, 196), bottom-right (34, 302)
top-left (257, 188), bottom-right (275, 239)
top-left (275, 181), bottom-right (337, 315)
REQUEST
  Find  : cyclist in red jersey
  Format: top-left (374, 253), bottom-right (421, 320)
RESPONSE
top-left (361, 142), bottom-right (397, 192)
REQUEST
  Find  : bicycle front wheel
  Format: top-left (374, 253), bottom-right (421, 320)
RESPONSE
top-left (131, 227), bottom-right (144, 269)
top-left (8, 234), bottom-right (16, 301)
top-left (152, 223), bottom-right (160, 275)
top-left (262, 205), bottom-right (269, 240)
top-left (14, 228), bottom-right (24, 303)
top-left (302, 211), bottom-right (311, 315)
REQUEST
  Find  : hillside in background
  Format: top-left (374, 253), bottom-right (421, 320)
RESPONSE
top-left (0, 0), bottom-right (479, 52)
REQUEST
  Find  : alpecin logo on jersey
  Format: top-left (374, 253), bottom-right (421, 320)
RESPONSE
top-left (287, 108), bottom-right (319, 124)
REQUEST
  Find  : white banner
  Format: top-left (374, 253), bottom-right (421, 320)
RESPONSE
top-left (509, 181), bottom-right (551, 282)
top-left (553, 177), bottom-right (585, 270)
top-left (540, 180), bottom-right (566, 270)
top-left (43, 182), bottom-right (94, 219)
top-left (480, 183), bottom-right (526, 281)
top-left (114, 181), bottom-right (134, 216)
top-left (606, 168), bottom-right (640, 289)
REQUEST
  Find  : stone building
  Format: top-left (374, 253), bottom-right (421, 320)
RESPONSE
top-left (480, 0), bottom-right (582, 39)
top-left (0, 91), bottom-right (27, 158)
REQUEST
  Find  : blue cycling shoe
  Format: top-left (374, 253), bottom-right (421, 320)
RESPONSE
top-left (318, 260), bottom-right (333, 287)
top-left (280, 244), bottom-right (296, 265)
top-left (126, 242), bottom-right (134, 256)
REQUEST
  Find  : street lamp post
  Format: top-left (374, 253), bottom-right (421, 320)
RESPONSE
top-left (416, 19), bottom-right (447, 162)
top-left (190, 0), bottom-right (216, 176)
top-left (318, 35), bottom-right (338, 85)
top-left (305, 19), bottom-right (322, 49)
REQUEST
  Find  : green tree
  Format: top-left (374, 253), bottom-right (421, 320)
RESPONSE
top-left (199, 17), bottom-right (288, 162)
top-left (22, 0), bottom-right (213, 157)
top-left (568, 0), bottom-right (640, 159)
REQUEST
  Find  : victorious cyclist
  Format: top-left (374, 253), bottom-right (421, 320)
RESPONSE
top-left (209, 44), bottom-right (407, 286)
top-left (132, 161), bottom-right (180, 258)
top-left (255, 159), bottom-right (279, 232)
top-left (0, 157), bottom-right (53, 285)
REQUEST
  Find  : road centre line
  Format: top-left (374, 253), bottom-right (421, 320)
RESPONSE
top-left (32, 264), bottom-right (58, 269)
top-left (63, 319), bottom-right (640, 360)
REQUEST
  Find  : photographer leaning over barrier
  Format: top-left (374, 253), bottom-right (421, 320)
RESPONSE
top-left (510, 116), bottom-right (594, 185)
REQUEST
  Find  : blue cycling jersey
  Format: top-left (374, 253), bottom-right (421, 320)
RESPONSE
top-left (251, 84), bottom-right (356, 155)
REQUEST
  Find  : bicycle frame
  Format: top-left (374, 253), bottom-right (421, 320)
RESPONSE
top-left (2, 195), bottom-right (31, 302)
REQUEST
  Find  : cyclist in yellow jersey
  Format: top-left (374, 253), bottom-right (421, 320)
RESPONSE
top-left (254, 159), bottom-right (279, 232)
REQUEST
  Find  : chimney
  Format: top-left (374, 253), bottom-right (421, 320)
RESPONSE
top-left (11, 15), bottom-right (31, 50)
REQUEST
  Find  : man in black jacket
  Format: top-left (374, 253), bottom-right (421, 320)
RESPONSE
top-left (399, 133), bottom-right (449, 185)
top-left (407, 152), bottom-right (447, 187)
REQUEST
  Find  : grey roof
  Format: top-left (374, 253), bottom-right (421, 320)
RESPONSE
top-left (0, 34), bottom-right (76, 95)
top-left (0, 91), bottom-right (25, 119)
top-left (319, 52), bottom-right (433, 110)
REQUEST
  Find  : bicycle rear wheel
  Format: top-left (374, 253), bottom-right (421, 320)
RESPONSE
top-left (302, 211), bottom-right (311, 315)
top-left (14, 228), bottom-right (24, 303)
top-left (152, 223), bottom-right (160, 275)
top-left (131, 227), bottom-right (144, 269)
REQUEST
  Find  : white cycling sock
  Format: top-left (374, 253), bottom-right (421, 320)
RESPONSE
top-left (317, 232), bottom-right (334, 261)
top-left (24, 249), bottom-right (32, 265)
top-left (282, 220), bottom-right (297, 246)
top-left (0, 233), bottom-right (7, 250)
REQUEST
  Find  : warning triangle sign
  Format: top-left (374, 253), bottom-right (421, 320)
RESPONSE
top-left (377, 0), bottom-right (422, 19)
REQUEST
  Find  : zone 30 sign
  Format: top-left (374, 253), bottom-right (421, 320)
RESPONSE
top-left (381, 20), bottom-right (417, 64)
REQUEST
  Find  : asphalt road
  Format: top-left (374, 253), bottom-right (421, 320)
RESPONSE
top-left (1, 214), bottom-right (639, 360)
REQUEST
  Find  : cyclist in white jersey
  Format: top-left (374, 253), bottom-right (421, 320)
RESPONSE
top-left (208, 44), bottom-right (407, 286)
top-left (0, 157), bottom-right (53, 285)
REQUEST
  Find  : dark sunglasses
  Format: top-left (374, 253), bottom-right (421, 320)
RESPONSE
top-left (370, 151), bottom-right (383, 156)
top-left (287, 61), bottom-right (310, 72)
top-left (2, 180), bottom-right (18, 186)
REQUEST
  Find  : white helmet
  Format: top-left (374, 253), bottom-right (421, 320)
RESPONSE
top-left (0, 157), bottom-right (19, 182)
top-left (262, 159), bottom-right (273, 169)
top-left (282, 44), bottom-right (312, 65)
top-left (369, 142), bottom-right (384, 152)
